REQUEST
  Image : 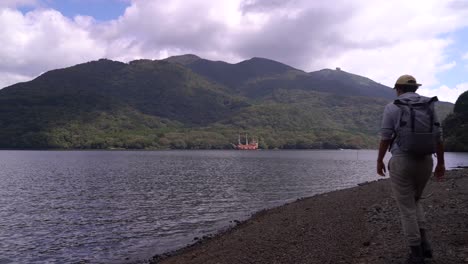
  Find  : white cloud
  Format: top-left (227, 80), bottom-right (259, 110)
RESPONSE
top-left (419, 83), bottom-right (468, 103)
top-left (0, 8), bottom-right (106, 88)
top-left (317, 38), bottom-right (453, 88)
top-left (438, 61), bottom-right (457, 71)
top-left (101, 0), bottom-right (246, 61)
top-left (1, 0), bottom-right (468, 104)
top-left (103, 0), bottom-right (468, 90)
top-left (0, 72), bottom-right (32, 88)
top-left (463, 52), bottom-right (468, 60)
top-left (0, 0), bottom-right (38, 8)
top-left (314, 0), bottom-right (468, 89)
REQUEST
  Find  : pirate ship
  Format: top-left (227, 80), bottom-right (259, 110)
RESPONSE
top-left (232, 133), bottom-right (258, 150)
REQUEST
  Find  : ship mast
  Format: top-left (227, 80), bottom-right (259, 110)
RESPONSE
top-left (246, 133), bottom-right (248, 145)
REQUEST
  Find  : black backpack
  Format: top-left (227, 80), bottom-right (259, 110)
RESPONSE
top-left (392, 96), bottom-right (440, 156)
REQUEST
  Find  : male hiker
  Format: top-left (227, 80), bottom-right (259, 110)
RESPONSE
top-left (376, 75), bottom-right (445, 264)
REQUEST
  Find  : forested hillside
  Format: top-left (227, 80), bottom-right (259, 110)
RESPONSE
top-left (443, 91), bottom-right (468, 151)
top-left (0, 55), bottom-right (454, 149)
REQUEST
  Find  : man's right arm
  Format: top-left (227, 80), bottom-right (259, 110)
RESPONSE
top-left (377, 139), bottom-right (391, 176)
top-left (377, 104), bottom-right (396, 177)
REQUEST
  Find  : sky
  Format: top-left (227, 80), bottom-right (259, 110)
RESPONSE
top-left (1, 0), bottom-right (468, 103)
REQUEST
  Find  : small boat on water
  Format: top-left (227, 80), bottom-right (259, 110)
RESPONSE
top-left (232, 133), bottom-right (258, 150)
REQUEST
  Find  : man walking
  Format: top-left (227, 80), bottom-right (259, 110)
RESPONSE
top-left (376, 75), bottom-right (445, 264)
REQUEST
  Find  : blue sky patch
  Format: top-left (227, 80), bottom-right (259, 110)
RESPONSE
top-left (437, 27), bottom-right (468, 88)
top-left (40, 0), bottom-right (130, 21)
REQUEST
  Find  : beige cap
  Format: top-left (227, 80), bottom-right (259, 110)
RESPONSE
top-left (394, 75), bottom-right (422, 88)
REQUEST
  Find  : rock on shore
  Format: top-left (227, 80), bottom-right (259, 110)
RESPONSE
top-left (150, 169), bottom-right (468, 264)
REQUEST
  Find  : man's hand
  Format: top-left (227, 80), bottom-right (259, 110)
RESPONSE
top-left (377, 160), bottom-right (386, 177)
top-left (434, 163), bottom-right (445, 181)
top-left (434, 142), bottom-right (445, 181)
top-left (377, 139), bottom-right (391, 177)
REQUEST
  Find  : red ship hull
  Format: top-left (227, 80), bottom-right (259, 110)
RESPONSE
top-left (236, 143), bottom-right (258, 150)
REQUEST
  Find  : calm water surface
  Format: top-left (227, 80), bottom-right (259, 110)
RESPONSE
top-left (0, 150), bottom-right (466, 264)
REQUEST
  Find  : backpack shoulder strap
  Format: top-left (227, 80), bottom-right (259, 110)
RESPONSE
top-left (394, 98), bottom-right (410, 106)
top-left (388, 100), bottom-right (407, 152)
top-left (428, 96), bottom-right (438, 103)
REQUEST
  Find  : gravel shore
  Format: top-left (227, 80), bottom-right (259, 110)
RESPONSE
top-left (149, 169), bottom-right (468, 264)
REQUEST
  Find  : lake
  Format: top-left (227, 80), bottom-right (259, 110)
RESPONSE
top-left (0, 150), bottom-right (466, 264)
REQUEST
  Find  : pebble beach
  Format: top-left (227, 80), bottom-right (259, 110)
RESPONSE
top-left (149, 169), bottom-right (468, 264)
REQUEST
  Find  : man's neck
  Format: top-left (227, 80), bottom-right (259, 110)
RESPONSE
top-left (397, 91), bottom-right (417, 97)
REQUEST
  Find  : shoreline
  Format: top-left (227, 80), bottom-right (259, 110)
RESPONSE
top-left (145, 169), bottom-right (468, 264)
top-left (0, 148), bottom-right (369, 151)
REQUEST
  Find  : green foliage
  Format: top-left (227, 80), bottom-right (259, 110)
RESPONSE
top-left (443, 91), bottom-right (468, 152)
top-left (454, 91), bottom-right (468, 115)
top-left (0, 56), bottom-right (456, 150)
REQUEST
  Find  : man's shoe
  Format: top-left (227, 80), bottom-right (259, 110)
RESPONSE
top-left (404, 246), bottom-right (426, 264)
top-left (405, 255), bottom-right (426, 264)
top-left (420, 229), bottom-right (433, 258)
top-left (421, 241), bottom-right (433, 258)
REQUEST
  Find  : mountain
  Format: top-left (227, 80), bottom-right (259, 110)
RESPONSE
top-left (443, 91), bottom-right (468, 151)
top-left (165, 55), bottom-right (304, 94)
top-left (165, 55), bottom-right (395, 99)
top-left (0, 59), bottom-right (247, 148)
top-left (0, 55), bottom-right (455, 149)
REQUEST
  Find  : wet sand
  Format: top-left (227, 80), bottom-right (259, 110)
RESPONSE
top-left (149, 169), bottom-right (468, 264)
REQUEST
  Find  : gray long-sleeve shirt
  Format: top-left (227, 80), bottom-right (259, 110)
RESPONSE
top-left (380, 92), bottom-right (442, 156)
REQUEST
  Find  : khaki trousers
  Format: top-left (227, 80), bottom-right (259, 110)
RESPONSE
top-left (388, 155), bottom-right (433, 246)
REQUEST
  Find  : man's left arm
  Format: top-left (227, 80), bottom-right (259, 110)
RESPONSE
top-left (434, 141), bottom-right (445, 180)
top-left (433, 108), bottom-right (445, 180)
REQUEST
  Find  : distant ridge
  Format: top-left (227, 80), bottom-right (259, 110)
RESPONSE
top-left (164, 54), bottom-right (201, 65)
top-left (163, 55), bottom-right (395, 100)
